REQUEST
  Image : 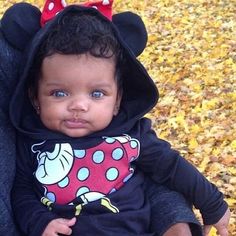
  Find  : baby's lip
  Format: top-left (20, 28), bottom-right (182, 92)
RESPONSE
top-left (64, 118), bottom-right (88, 128)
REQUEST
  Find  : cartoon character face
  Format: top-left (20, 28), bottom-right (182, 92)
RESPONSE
top-left (32, 142), bottom-right (74, 184)
top-left (33, 135), bottom-right (139, 205)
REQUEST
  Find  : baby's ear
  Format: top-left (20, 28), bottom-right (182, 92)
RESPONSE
top-left (1, 2), bottom-right (41, 51)
top-left (112, 12), bottom-right (148, 57)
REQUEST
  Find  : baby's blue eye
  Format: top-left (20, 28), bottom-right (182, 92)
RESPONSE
top-left (91, 91), bottom-right (104, 99)
top-left (52, 91), bottom-right (68, 97)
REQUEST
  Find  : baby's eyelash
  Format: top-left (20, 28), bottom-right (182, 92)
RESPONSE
top-left (51, 90), bottom-right (68, 97)
top-left (91, 90), bottom-right (105, 98)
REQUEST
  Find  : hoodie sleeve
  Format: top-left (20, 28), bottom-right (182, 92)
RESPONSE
top-left (135, 118), bottom-right (228, 225)
top-left (11, 135), bottom-right (58, 236)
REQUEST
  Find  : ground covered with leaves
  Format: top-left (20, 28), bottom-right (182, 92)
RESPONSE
top-left (1, 0), bottom-right (235, 235)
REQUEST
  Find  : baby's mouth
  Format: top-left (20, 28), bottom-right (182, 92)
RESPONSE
top-left (64, 118), bottom-right (88, 128)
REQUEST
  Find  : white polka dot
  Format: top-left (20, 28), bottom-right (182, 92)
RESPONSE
top-left (48, 2), bottom-right (54, 11)
top-left (58, 177), bottom-right (69, 187)
top-left (92, 6), bottom-right (98, 9)
top-left (61, 0), bottom-right (67, 7)
top-left (130, 140), bottom-right (138, 148)
top-left (112, 148), bottom-right (124, 160)
top-left (76, 186), bottom-right (90, 197)
top-left (46, 192), bottom-right (56, 202)
top-left (74, 149), bottom-right (86, 158)
top-left (102, 0), bottom-right (110, 5)
top-left (106, 167), bottom-right (119, 181)
top-left (93, 150), bottom-right (104, 164)
top-left (77, 167), bottom-right (89, 181)
top-left (105, 137), bottom-right (115, 144)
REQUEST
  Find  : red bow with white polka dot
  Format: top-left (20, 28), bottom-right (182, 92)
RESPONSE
top-left (40, 0), bottom-right (113, 26)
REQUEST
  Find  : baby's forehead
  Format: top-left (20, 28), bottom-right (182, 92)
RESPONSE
top-left (42, 52), bottom-right (117, 66)
top-left (40, 53), bottom-right (117, 80)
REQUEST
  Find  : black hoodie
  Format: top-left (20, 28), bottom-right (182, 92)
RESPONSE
top-left (9, 4), bottom-right (227, 236)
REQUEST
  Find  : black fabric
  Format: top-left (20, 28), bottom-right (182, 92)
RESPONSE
top-left (0, 28), bottom-right (22, 236)
top-left (144, 180), bottom-right (203, 236)
top-left (1, 3), bottom-right (41, 51)
top-left (112, 11), bottom-right (148, 56)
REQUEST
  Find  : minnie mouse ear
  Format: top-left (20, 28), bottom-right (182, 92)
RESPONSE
top-left (1, 2), bottom-right (41, 51)
top-left (112, 11), bottom-right (148, 57)
top-left (1, 2), bottom-right (147, 56)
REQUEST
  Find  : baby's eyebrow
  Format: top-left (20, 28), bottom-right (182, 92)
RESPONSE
top-left (43, 81), bottom-right (114, 89)
top-left (86, 81), bottom-right (113, 90)
top-left (44, 82), bottom-right (64, 87)
top-left (93, 83), bottom-right (113, 88)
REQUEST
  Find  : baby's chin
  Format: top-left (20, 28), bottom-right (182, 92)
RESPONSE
top-left (61, 129), bottom-right (93, 138)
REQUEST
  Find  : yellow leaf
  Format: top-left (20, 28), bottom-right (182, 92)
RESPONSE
top-left (190, 124), bottom-right (202, 134)
top-left (188, 138), bottom-right (198, 150)
top-left (229, 177), bottom-right (236, 185)
top-left (225, 198), bottom-right (236, 207)
top-left (208, 227), bottom-right (217, 236)
top-left (148, 34), bottom-right (158, 43)
top-left (198, 156), bottom-right (210, 172)
top-left (212, 148), bottom-right (220, 157)
top-left (202, 99), bottom-right (219, 110)
top-left (157, 56), bottom-right (165, 63)
top-left (228, 167), bottom-right (236, 175)
top-left (230, 140), bottom-right (236, 150)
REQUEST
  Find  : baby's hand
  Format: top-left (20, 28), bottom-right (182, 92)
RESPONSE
top-left (42, 217), bottom-right (76, 236)
top-left (203, 207), bottom-right (231, 236)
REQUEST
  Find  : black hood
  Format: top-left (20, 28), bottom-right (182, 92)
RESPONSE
top-left (7, 4), bottom-right (158, 138)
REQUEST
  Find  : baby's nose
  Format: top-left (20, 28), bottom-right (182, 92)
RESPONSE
top-left (68, 95), bottom-right (89, 112)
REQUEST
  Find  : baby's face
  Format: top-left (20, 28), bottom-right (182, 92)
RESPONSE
top-left (34, 53), bottom-right (121, 137)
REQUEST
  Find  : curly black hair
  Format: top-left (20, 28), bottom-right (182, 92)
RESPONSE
top-left (29, 10), bottom-right (124, 99)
